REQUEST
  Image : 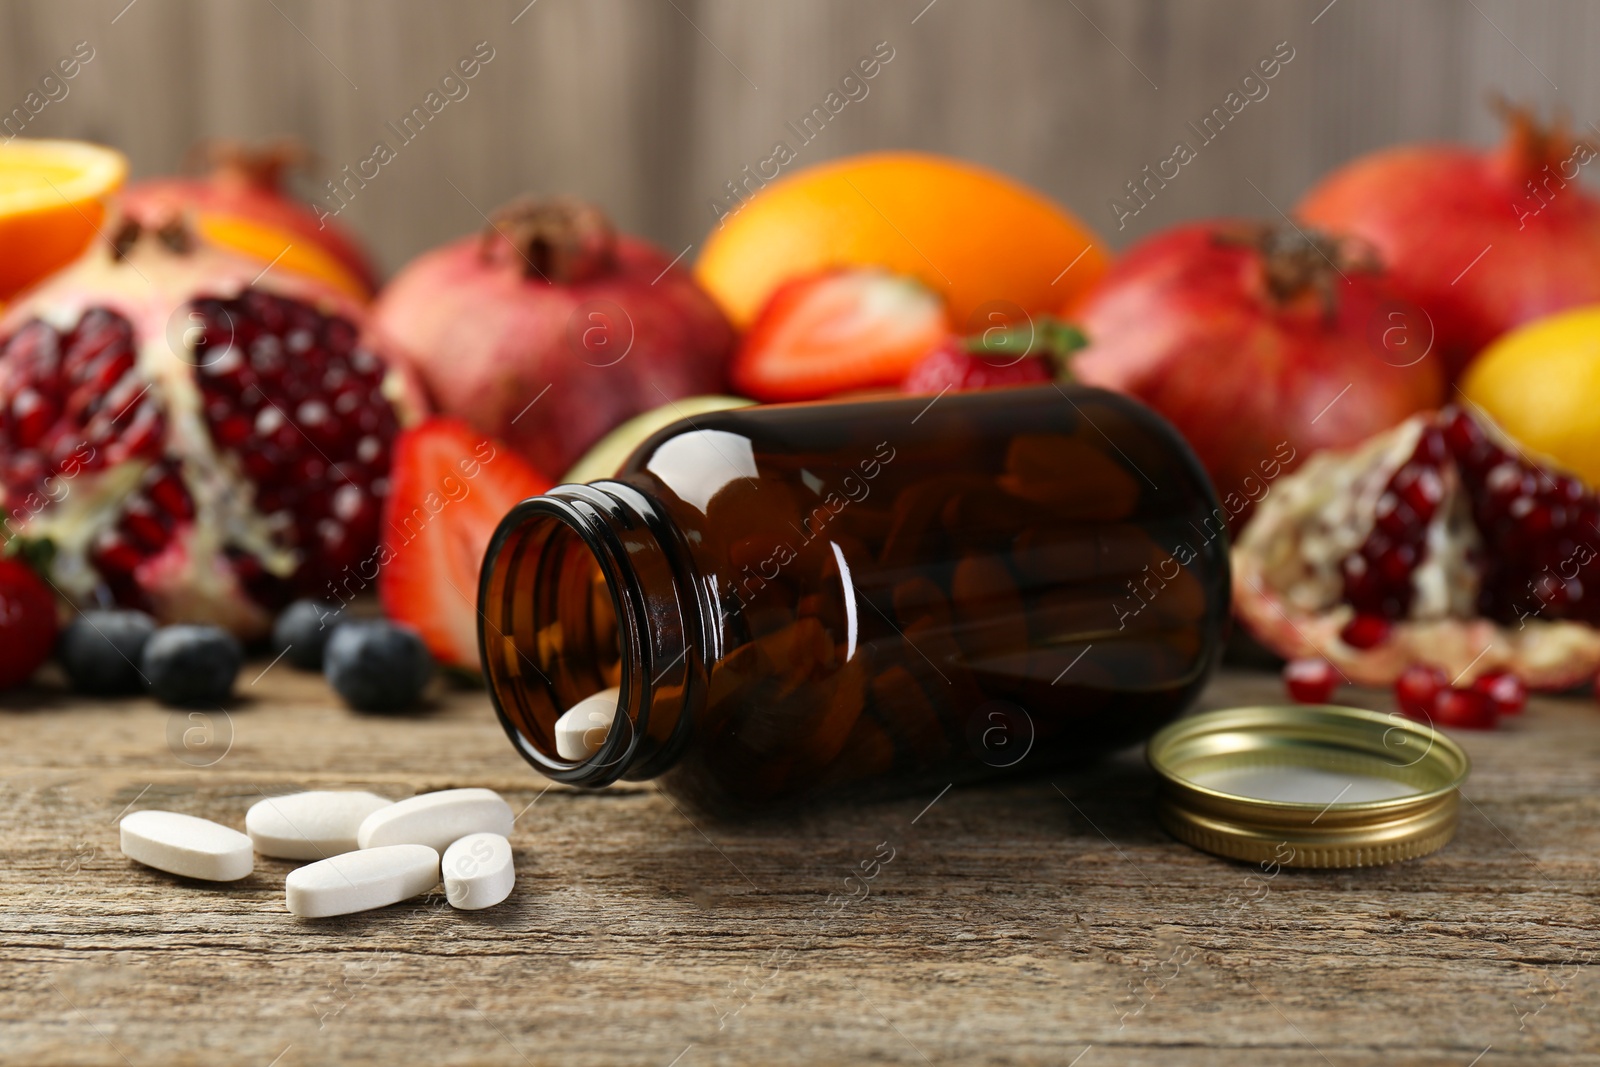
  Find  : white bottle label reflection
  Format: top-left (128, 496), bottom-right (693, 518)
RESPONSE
top-left (644, 429), bottom-right (758, 513)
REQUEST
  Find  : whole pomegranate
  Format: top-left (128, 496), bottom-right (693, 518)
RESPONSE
top-left (0, 219), bottom-right (415, 637)
top-left (121, 139), bottom-right (381, 297)
top-left (373, 197), bottom-right (735, 479)
top-left (1234, 404), bottom-right (1600, 690)
top-left (1070, 221), bottom-right (1444, 529)
top-left (1298, 103), bottom-right (1600, 380)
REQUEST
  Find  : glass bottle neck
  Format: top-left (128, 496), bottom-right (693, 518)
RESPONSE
top-left (479, 482), bottom-right (705, 786)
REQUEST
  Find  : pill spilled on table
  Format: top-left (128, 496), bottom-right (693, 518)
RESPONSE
top-left (119, 787), bottom-right (519, 917)
top-left (246, 790), bottom-right (393, 860)
top-left (120, 810), bottom-right (254, 882)
top-left (554, 687), bottom-right (620, 761)
top-left (356, 787), bottom-right (514, 852)
top-left (443, 832), bottom-right (515, 910)
top-left (286, 844), bottom-right (443, 918)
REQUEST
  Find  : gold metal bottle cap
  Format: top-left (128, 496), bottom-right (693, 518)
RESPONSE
top-left (1146, 705), bottom-right (1470, 869)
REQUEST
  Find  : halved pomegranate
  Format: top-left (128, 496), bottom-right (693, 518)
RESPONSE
top-left (1235, 404), bottom-right (1600, 689)
top-left (0, 219), bottom-right (418, 636)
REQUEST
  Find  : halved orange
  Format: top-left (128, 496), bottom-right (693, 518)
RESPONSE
top-left (0, 140), bottom-right (127, 300)
top-left (194, 214), bottom-right (370, 303)
top-left (695, 151), bottom-right (1109, 331)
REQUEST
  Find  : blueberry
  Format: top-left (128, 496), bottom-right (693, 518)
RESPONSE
top-left (271, 599), bottom-right (347, 670)
top-left (57, 610), bottom-right (158, 695)
top-left (141, 625), bottom-right (243, 706)
top-left (325, 621), bottom-right (434, 712)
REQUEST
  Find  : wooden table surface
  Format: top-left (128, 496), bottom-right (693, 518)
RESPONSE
top-left (3, 663), bottom-right (1598, 1067)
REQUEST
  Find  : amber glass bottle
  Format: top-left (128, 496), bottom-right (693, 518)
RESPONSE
top-left (479, 385), bottom-right (1230, 812)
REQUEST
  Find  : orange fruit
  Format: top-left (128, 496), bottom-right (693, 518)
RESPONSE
top-left (1460, 304), bottom-right (1600, 486)
top-left (194, 214), bottom-right (370, 303)
top-left (695, 151), bottom-right (1108, 331)
top-left (0, 140), bottom-right (127, 300)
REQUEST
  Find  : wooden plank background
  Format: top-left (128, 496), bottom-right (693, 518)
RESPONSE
top-left (0, 0), bottom-right (1593, 277)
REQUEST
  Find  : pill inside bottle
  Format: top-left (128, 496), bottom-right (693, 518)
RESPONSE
top-left (555, 687), bottom-right (621, 760)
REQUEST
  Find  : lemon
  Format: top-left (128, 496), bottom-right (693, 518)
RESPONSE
top-left (1461, 305), bottom-right (1600, 485)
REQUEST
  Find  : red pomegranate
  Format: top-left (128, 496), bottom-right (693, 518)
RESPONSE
top-left (1070, 221), bottom-right (1445, 529)
top-left (120, 139), bottom-right (381, 297)
top-left (0, 219), bottom-right (416, 637)
top-left (1298, 103), bottom-right (1600, 380)
top-left (372, 197), bottom-right (735, 479)
top-left (1234, 404), bottom-right (1600, 690)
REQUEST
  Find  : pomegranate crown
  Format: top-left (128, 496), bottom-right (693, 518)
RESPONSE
top-left (181, 136), bottom-right (311, 190)
top-left (482, 196), bottom-right (616, 284)
top-left (1218, 224), bottom-right (1380, 316)
top-left (1489, 95), bottom-right (1598, 181)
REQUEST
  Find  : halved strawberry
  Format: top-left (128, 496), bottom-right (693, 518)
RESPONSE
top-left (729, 268), bottom-right (949, 401)
top-left (378, 418), bottom-right (549, 671)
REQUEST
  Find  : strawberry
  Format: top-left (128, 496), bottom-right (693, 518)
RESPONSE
top-left (0, 556), bottom-right (57, 689)
top-left (377, 418), bottom-right (549, 670)
top-left (902, 316), bottom-right (1085, 394)
top-left (728, 268), bottom-right (949, 401)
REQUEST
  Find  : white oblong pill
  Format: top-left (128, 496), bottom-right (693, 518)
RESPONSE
top-left (246, 790), bottom-right (393, 860)
top-left (356, 788), bottom-right (514, 852)
top-left (442, 833), bottom-right (515, 911)
top-left (285, 843), bottom-right (440, 918)
top-left (120, 810), bottom-right (253, 882)
top-left (555, 687), bottom-right (620, 761)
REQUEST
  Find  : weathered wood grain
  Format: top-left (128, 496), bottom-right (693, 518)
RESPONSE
top-left (0, 0), bottom-right (1589, 275)
top-left (2, 663), bottom-right (1598, 1065)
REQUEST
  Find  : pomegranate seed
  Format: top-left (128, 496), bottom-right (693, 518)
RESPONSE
top-left (145, 470), bottom-right (194, 520)
top-left (1340, 614), bottom-right (1391, 649)
top-left (4, 320), bottom-right (61, 372)
top-left (1433, 687), bottom-right (1497, 730)
top-left (297, 398), bottom-right (332, 430)
top-left (10, 388), bottom-right (56, 447)
top-left (89, 529), bottom-right (143, 575)
top-left (1394, 663), bottom-right (1447, 720)
top-left (349, 349), bottom-right (381, 378)
top-left (1283, 658), bottom-right (1339, 704)
top-left (254, 405), bottom-right (286, 438)
top-left (201, 344), bottom-right (245, 378)
top-left (119, 500), bottom-right (169, 550)
top-left (82, 349), bottom-right (135, 394)
top-left (1374, 493), bottom-right (1417, 539)
top-left (1377, 541), bottom-right (1417, 585)
top-left (330, 483), bottom-right (366, 523)
top-left (1415, 426), bottom-right (1448, 465)
top-left (1473, 670), bottom-right (1526, 717)
top-left (5, 454), bottom-right (45, 490)
top-left (324, 318), bottom-right (358, 355)
top-left (214, 414), bottom-right (251, 447)
top-left (291, 454), bottom-right (328, 484)
top-left (1393, 464), bottom-right (1444, 517)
